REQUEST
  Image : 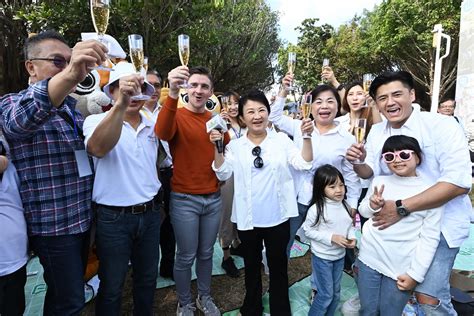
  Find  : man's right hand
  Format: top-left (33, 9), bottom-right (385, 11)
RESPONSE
top-left (66, 40), bottom-right (108, 84)
top-left (115, 74), bottom-right (144, 109)
top-left (168, 66), bottom-right (189, 98)
top-left (346, 143), bottom-right (367, 164)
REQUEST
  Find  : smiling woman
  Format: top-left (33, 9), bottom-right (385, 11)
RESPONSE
top-left (211, 89), bottom-right (313, 315)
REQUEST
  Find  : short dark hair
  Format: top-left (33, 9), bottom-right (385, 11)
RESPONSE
top-left (369, 71), bottom-right (414, 99)
top-left (238, 89), bottom-right (270, 117)
top-left (309, 84), bottom-right (342, 115)
top-left (188, 66), bottom-right (214, 88)
top-left (146, 69), bottom-right (163, 84)
top-left (342, 81), bottom-right (363, 113)
top-left (381, 135), bottom-right (423, 165)
top-left (439, 97), bottom-right (455, 108)
top-left (23, 30), bottom-right (68, 60)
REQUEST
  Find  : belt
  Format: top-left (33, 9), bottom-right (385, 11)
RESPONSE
top-left (98, 199), bottom-right (154, 215)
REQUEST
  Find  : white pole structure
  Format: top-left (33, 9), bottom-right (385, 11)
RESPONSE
top-left (430, 24), bottom-right (451, 113)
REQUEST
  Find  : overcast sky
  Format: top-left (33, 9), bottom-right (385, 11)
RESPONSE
top-left (266, 0), bottom-right (383, 44)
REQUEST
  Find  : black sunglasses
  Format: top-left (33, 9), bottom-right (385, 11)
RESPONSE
top-left (29, 56), bottom-right (69, 69)
top-left (252, 146), bottom-right (264, 169)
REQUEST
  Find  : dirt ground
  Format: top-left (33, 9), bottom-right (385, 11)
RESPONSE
top-left (81, 252), bottom-right (311, 315)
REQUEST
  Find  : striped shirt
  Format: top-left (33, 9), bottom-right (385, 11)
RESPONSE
top-left (0, 79), bottom-right (93, 236)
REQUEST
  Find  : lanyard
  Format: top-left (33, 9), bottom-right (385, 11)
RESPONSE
top-left (71, 110), bottom-right (78, 139)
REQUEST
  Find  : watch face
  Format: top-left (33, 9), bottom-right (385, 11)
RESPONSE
top-left (397, 206), bottom-right (409, 217)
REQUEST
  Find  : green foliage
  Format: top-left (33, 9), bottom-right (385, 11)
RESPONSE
top-left (277, 0), bottom-right (462, 107)
top-left (1, 0), bottom-right (280, 94)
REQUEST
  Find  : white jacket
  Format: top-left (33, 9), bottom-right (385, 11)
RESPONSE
top-left (212, 131), bottom-right (312, 230)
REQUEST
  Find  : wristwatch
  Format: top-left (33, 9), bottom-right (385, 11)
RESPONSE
top-left (336, 84), bottom-right (345, 91)
top-left (395, 200), bottom-right (410, 217)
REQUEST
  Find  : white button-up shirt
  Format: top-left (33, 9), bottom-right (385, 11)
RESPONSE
top-left (84, 112), bottom-right (161, 206)
top-left (269, 97), bottom-right (361, 208)
top-left (212, 131), bottom-right (312, 231)
top-left (365, 108), bottom-right (472, 248)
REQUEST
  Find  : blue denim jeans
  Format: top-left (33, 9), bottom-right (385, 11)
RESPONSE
top-left (414, 234), bottom-right (459, 316)
top-left (309, 254), bottom-right (344, 316)
top-left (286, 203), bottom-right (309, 257)
top-left (355, 259), bottom-right (411, 316)
top-left (170, 191), bottom-right (222, 306)
top-left (95, 205), bottom-right (160, 316)
top-left (29, 231), bottom-right (90, 316)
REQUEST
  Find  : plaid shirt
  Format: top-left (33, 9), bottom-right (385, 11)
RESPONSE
top-left (0, 79), bottom-right (93, 236)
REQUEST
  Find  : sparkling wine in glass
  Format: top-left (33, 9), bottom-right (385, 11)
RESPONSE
top-left (90, 0), bottom-right (112, 71)
top-left (287, 52), bottom-right (296, 91)
top-left (221, 95), bottom-right (229, 112)
top-left (321, 58), bottom-right (330, 83)
top-left (353, 118), bottom-right (367, 164)
top-left (143, 56), bottom-right (149, 71)
top-left (178, 34), bottom-right (191, 88)
top-left (362, 73), bottom-right (374, 107)
top-left (300, 94), bottom-right (313, 138)
top-left (128, 34), bottom-right (150, 101)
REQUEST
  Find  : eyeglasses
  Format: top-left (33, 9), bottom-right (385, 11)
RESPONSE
top-left (29, 56), bottom-right (69, 69)
top-left (151, 82), bottom-right (162, 89)
top-left (252, 146), bottom-right (264, 168)
top-left (381, 150), bottom-right (414, 163)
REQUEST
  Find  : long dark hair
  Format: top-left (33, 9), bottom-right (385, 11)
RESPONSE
top-left (308, 164), bottom-right (352, 226)
top-left (342, 81), bottom-right (375, 138)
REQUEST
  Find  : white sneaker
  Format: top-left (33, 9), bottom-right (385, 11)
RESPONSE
top-left (196, 295), bottom-right (221, 316)
top-left (341, 294), bottom-right (360, 316)
top-left (177, 302), bottom-right (196, 316)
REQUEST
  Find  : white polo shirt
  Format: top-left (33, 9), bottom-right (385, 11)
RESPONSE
top-left (141, 104), bottom-right (173, 168)
top-left (83, 112), bottom-right (161, 206)
top-left (364, 108), bottom-right (472, 248)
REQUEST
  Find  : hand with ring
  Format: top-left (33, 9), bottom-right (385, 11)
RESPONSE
top-left (116, 74), bottom-right (143, 108)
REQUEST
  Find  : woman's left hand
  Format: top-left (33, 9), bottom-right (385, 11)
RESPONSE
top-left (300, 118), bottom-right (313, 136)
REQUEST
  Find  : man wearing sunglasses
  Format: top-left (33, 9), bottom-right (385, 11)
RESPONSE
top-left (0, 30), bottom-right (108, 315)
top-left (346, 71), bottom-right (471, 316)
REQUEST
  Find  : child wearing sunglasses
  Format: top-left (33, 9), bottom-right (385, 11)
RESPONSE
top-left (356, 135), bottom-right (442, 315)
top-left (302, 164), bottom-right (356, 316)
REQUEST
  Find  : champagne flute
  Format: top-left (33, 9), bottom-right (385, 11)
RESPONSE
top-left (220, 95), bottom-right (231, 124)
top-left (353, 118), bottom-right (367, 164)
top-left (362, 74), bottom-right (374, 107)
top-left (287, 52), bottom-right (296, 91)
top-left (143, 56), bottom-right (149, 71)
top-left (321, 58), bottom-right (330, 84)
top-left (128, 34), bottom-right (150, 101)
top-left (90, 0), bottom-right (112, 71)
top-left (220, 95), bottom-right (229, 112)
top-left (300, 94), bottom-right (313, 138)
top-left (178, 34), bottom-right (191, 88)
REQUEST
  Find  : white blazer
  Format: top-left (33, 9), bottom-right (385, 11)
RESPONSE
top-left (212, 131), bottom-right (312, 230)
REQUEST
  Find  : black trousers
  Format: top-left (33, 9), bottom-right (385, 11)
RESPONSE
top-left (238, 220), bottom-right (291, 316)
top-left (0, 265), bottom-right (26, 316)
top-left (159, 167), bottom-right (176, 272)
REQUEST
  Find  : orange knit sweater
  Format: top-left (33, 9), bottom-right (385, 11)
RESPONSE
top-left (155, 96), bottom-right (229, 194)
